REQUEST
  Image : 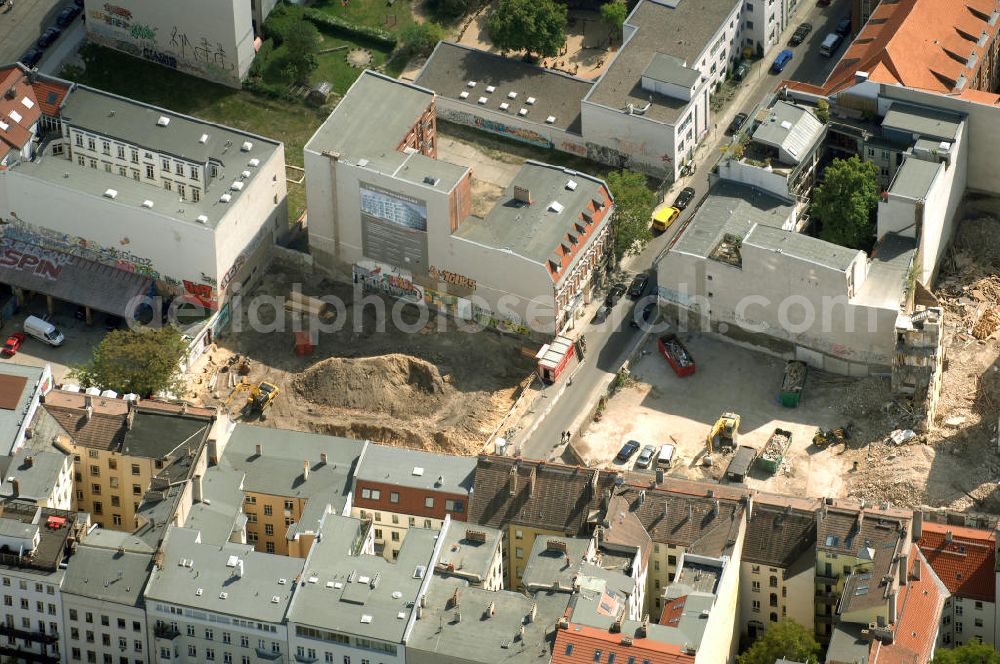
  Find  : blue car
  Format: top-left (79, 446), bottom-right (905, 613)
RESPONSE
top-left (771, 49), bottom-right (793, 74)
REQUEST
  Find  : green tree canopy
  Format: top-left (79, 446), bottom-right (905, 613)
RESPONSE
top-left (813, 155), bottom-right (879, 250)
top-left (70, 326), bottom-right (188, 398)
top-left (400, 22), bottom-right (445, 58)
top-left (279, 19), bottom-right (321, 84)
top-left (605, 169), bottom-right (655, 260)
top-left (427, 0), bottom-right (473, 18)
top-left (487, 0), bottom-right (567, 58)
top-left (931, 641), bottom-right (1000, 664)
top-left (737, 619), bottom-right (820, 664)
top-left (600, 0), bottom-right (628, 33)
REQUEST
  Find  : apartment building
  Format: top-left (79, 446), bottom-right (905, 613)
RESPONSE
top-left (352, 444), bottom-right (475, 560)
top-left (916, 519), bottom-right (999, 648)
top-left (145, 526), bottom-right (303, 664)
top-left (33, 391), bottom-right (213, 531)
top-left (0, 501), bottom-right (81, 663)
top-left (433, 523), bottom-right (504, 591)
top-left (0, 362), bottom-right (53, 456)
top-left (218, 425), bottom-right (365, 558)
top-left (0, 66), bottom-right (286, 315)
top-left (0, 448), bottom-right (74, 510)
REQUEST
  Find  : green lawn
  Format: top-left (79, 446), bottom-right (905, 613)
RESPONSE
top-left (63, 45), bottom-right (334, 224)
top-left (311, 0), bottom-right (416, 34)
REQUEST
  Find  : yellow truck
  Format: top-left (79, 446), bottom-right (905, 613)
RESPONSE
top-left (652, 206), bottom-right (681, 232)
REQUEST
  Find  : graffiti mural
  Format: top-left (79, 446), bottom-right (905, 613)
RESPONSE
top-left (428, 265), bottom-right (477, 290)
top-left (183, 280), bottom-right (215, 309)
top-left (354, 261), bottom-right (425, 303)
top-left (0, 238), bottom-right (72, 281)
top-left (442, 108), bottom-right (554, 149)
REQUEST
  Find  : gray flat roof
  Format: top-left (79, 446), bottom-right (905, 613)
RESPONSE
top-left (751, 101), bottom-right (824, 164)
top-left (454, 161), bottom-right (610, 270)
top-left (123, 408), bottom-right (212, 459)
top-left (220, 424), bottom-right (364, 513)
top-left (743, 225), bottom-right (860, 272)
top-left (392, 152), bottom-right (469, 193)
top-left (356, 444), bottom-right (475, 495)
top-left (0, 363), bottom-right (43, 456)
top-left (888, 157), bottom-right (942, 200)
top-left (416, 41), bottom-right (591, 134)
top-left (61, 545), bottom-right (152, 606)
top-left (306, 71), bottom-right (435, 173)
top-left (643, 53), bottom-right (700, 88)
top-left (0, 449), bottom-right (66, 502)
top-left (288, 520), bottom-right (439, 642)
top-left (183, 465), bottom-right (247, 547)
top-left (851, 233), bottom-right (915, 310)
top-left (407, 576), bottom-right (567, 663)
top-left (586, 0), bottom-right (740, 124)
top-left (881, 103), bottom-right (963, 142)
top-left (145, 527), bottom-right (304, 623)
top-left (671, 181), bottom-right (795, 259)
top-left (521, 536), bottom-right (591, 592)
top-left (435, 523), bottom-right (502, 584)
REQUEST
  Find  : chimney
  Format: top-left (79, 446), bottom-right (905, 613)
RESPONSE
top-left (84, 406), bottom-right (93, 423)
top-left (303, 461), bottom-right (310, 481)
top-left (23, 456), bottom-right (33, 469)
top-left (10, 479), bottom-right (19, 497)
top-left (84, 395), bottom-right (93, 409)
top-left (638, 490), bottom-right (646, 506)
top-left (255, 443), bottom-right (263, 458)
top-left (912, 511), bottom-right (922, 540)
top-left (486, 601), bottom-right (495, 617)
top-left (508, 466), bottom-right (517, 496)
top-left (236, 559), bottom-right (244, 578)
top-left (193, 474), bottom-right (204, 503)
top-left (636, 615), bottom-right (648, 638)
top-left (528, 466), bottom-right (537, 497)
top-left (126, 404), bottom-right (136, 431)
top-left (655, 468), bottom-right (664, 484)
top-left (610, 617), bottom-right (622, 633)
top-left (945, 530), bottom-right (953, 544)
top-left (712, 500), bottom-right (720, 517)
top-left (898, 554), bottom-right (908, 586)
top-left (320, 452), bottom-right (328, 465)
top-left (513, 185), bottom-right (532, 204)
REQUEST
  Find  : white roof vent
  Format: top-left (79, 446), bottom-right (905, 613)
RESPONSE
top-left (248, 158), bottom-right (260, 167)
top-left (478, 97), bottom-right (488, 105)
top-left (412, 466), bottom-right (425, 476)
top-left (20, 97), bottom-right (33, 109)
top-left (358, 575), bottom-right (371, 584)
top-left (308, 576), bottom-right (319, 584)
top-left (518, 108), bottom-right (528, 116)
top-left (8, 109), bottom-right (22, 123)
top-left (565, 179), bottom-right (578, 191)
top-left (467, 81), bottom-right (477, 88)
top-left (278, 578), bottom-right (287, 585)
top-left (392, 591), bottom-right (403, 599)
top-left (507, 91), bottom-right (518, 99)
top-left (333, 582), bottom-right (344, 589)
top-left (0, 121), bottom-right (9, 131)
top-left (270, 596), bottom-right (280, 603)
top-left (196, 214), bottom-right (209, 224)
top-left (545, 116), bottom-right (556, 124)
top-left (779, 120), bottom-right (793, 130)
top-left (199, 133), bottom-right (208, 144)
top-left (103, 189), bottom-right (118, 199)
top-left (325, 581), bottom-right (335, 588)
top-left (141, 200), bottom-right (154, 208)
top-left (360, 615), bottom-right (373, 624)
top-left (499, 102), bottom-right (509, 111)
top-left (241, 170), bottom-right (251, 179)
top-left (357, 158), bottom-right (369, 168)
top-left (195, 588), bottom-right (203, 596)
top-left (526, 96), bottom-right (536, 105)
top-left (548, 201), bottom-right (565, 213)
top-left (219, 193), bottom-right (232, 203)
top-left (485, 85), bottom-right (496, 93)
top-left (156, 116), bottom-right (170, 127)
top-left (459, 91), bottom-right (469, 99)
top-left (241, 141), bottom-right (253, 152)
top-left (413, 565), bottom-right (426, 579)
top-left (397, 611), bottom-right (407, 619)
top-left (219, 592), bottom-right (228, 599)
top-left (226, 555), bottom-right (239, 567)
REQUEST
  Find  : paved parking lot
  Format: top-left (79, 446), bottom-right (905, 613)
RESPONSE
top-left (1, 299), bottom-right (109, 383)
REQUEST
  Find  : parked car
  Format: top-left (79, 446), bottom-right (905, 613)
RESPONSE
top-left (651, 206), bottom-right (680, 232)
top-left (605, 283), bottom-right (627, 307)
top-left (820, 32), bottom-right (844, 57)
top-left (790, 22), bottom-right (812, 46)
top-left (627, 273), bottom-right (649, 299)
top-left (636, 444), bottom-right (657, 469)
top-left (733, 61), bottom-right (750, 81)
top-left (770, 49), bottom-right (793, 74)
top-left (673, 186), bottom-right (696, 211)
top-left (37, 27), bottom-right (62, 49)
top-left (56, 5), bottom-right (81, 27)
top-left (20, 48), bottom-right (43, 68)
top-left (1, 333), bottom-right (24, 358)
top-left (726, 112), bottom-right (749, 135)
top-left (835, 16), bottom-right (852, 36)
top-left (616, 440), bottom-right (641, 463)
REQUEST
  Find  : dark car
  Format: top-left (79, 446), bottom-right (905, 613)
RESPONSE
top-left (673, 186), bottom-right (696, 211)
top-left (790, 22), bottom-right (812, 45)
top-left (733, 61), bottom-right (749, 81)
top-left (37, 27), bottom-right (62, 49)
top-left (605, 283), bottom-right (627, 307)
top-left (627, 274), bottom-right (649, 299)
top-left (835, 16), bottom-right (852, 36)
top-left (726, 112), bottom-right (749, 135)
top-left (20, 49), bottom-right (43, 68)
top-left (616, 440), bottom-right (641, 463)
top-left (770, 49), bottom-right (793, 74)
top-left (56, 5), bottom-right (81, 27)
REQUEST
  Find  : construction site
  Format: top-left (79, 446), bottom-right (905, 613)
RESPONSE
top-left (577, 205), bottom-right (1000, 513)
top-left (184, 259), bottom-right (536, 454)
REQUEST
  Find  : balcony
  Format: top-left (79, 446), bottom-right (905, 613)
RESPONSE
top-left (815, 591), bottom-right (840, 605)
top-left (152, 624), bottom-right (180, 641)
top-left (0, 624), bottom-right (58, 645)
top-left (815, 572), bottom-right (838, 584)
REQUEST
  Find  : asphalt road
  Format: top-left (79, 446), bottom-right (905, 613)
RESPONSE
top-left (517, 0), bottom-right (855, 463)
top-left (0, 0), bottom-right (78, 66)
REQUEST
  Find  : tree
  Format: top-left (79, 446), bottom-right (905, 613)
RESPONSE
top-left (278, 19), bottom-right (320, 84)
top-left (400, 22), bottom-right (445, 58)
top-left (815, 99), bottom-right (830, 124)
top-left (931, 642), bottom-right (1000, 664)
top-left (427, 0), bottom-right (472, 18)
top-left (487, 0), bottom-right (567, 58)
top-left (812, 155), bottom-right (879, 250)
top-left (605, 169), bottom-right (656, 260)
top-left (737, 619), bottom-right (820, 664)
top-left (70, 327), bottom-right (188, 397)
top-left (600, 0), bottom-right (628, 34)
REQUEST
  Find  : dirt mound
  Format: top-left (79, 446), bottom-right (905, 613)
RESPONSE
top-left (294, 354), bottom-right (451, 418)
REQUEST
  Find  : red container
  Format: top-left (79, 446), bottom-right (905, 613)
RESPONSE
top-left (658, 334), bottom-right (696, 377)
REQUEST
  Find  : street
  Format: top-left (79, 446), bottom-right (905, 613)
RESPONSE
top-left (0, 0), bottom-right (80, 68)
top-left (516, 0), bottom-right (854, 463)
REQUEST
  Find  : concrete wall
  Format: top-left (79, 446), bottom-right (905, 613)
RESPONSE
top-left (84, 0), bottom-right (255, 87)
top-left (581, 101), bottom-right (677, 178)
top-left (717, 159), bottom-right (794, 201)
top-left (435, 96), bottom-right (586, 155)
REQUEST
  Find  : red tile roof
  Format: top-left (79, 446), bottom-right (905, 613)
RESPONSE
top-left (871, 545), bottom-right (948, 664)
top-left (916, 521), bottom-right (995, 602)
top-left (32, 79), bottom-right (70, 117)
top-left (553, 624), bottom-right (694, 664)
top-left (0, 65), bottom-right (70, 155)
top-left (658, 595), bottom-right (687, 625)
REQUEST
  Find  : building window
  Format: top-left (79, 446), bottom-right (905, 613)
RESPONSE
top-left (265, 542), bottom-right (275, 553)
top-left (175, 162), bottom-right (184, 176)
top-left (245, 496), bottom-right (256, 505)
top-left (102, 141), bottom-right (110, 155)
top-left (75, 134), bottom-right (83, 147)
top-left (445, 500), bottom-right (464, 513)
top-left (163, 180), bottom-right (172, 192)
top-left (390, 492), bottom-right (399, 504)
top-left (89, 158), bottom-right (97, 169)
top-left (752, 581), bottom-right (760, 592)
top-left (177, 184), bottom-right (185, 199)
top-left (130, 149), bottom-right (138, 163)
top-left (769, 593), bottom-right (778, 607)
top-left (132, 484), bottom-right (142, 495)
top-left (91, 483), bottom-right (101, 495)
top-left (205, 629), bottom-right (214, 641)
top-left (515, 548), bottom-right (524, 558)
top-left (116, 145), bottom-right (125, 159)
top-left (190, 166), bottom-right (199, 180)
top-left (975, 601), bottom-right (983, 610)
top-left (112, 515), bottom-right (122, 526)
top-left (131, 169), bottom-right (140, 181)
top-left (769, 576), bottom-right (778, 588)
top-left (191, 188), bottom-right (200, 203)
top-left (975, 618), bottom-right (984, 628)
top-left (145, 164), bottom-right (154, 179)
top-left (263, 505), bottom-right (272, 516)
top-left (87, 137), bottom-right (95, 151)
top-left (424, 497), bottom-right (434, 508)
top-left (361, 489), bottom-right (381, 500)
top-left (161, 158), bottom-right (170, 172)
top-left (77, 155), bottom-right (85, 166)
top-left (391, 531), bottom-right (400, 542)
top-left (264, 524), bottom-right (274, 536)
top-left (93, 502), bottom-right (103, 514)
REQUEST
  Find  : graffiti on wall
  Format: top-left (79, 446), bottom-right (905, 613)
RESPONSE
top-left (354, 261), bottom-right (425, 303)
top-left (561, 141), bottom-right (587, 157)
top-left (0, 238), bottom-right (73, 281)
top-left (183, 280), bottom-right (215, 309)
top-left (428, 265), bottom-right (477, 291)
top-left (443, 109), bottom-right (554, 149)
top-left (473, 310), bottom-right (531, 337)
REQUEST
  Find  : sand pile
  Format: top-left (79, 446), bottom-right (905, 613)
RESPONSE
top-left (294, 354), bottom-right (450, 418)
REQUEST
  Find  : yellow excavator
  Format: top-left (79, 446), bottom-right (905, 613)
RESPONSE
top-left (224, 380), bottom-right (280, 420)
top-left (706, 412), bottom-right (741, 454)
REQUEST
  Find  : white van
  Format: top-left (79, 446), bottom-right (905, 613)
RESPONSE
top-left (656, 443), bottom-right (676, 469)
top-left (24, 316), bottom-right (65, 346)
top-left (820, 33), bottom-right (843, 57)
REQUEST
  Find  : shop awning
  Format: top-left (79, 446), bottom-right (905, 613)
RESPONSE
top-left (0, 239), bottom-right (152, 317)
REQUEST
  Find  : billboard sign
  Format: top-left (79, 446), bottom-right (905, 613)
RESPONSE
top-left (360, 183), bottom-right (429, 271)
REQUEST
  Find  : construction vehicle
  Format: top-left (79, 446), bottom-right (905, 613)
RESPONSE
top-left (224, 381), bottom-right (280, 420)
top-left (813, 424), bottom-right (851, 447)
top-left (706, 412), bottom-right (740, 454)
